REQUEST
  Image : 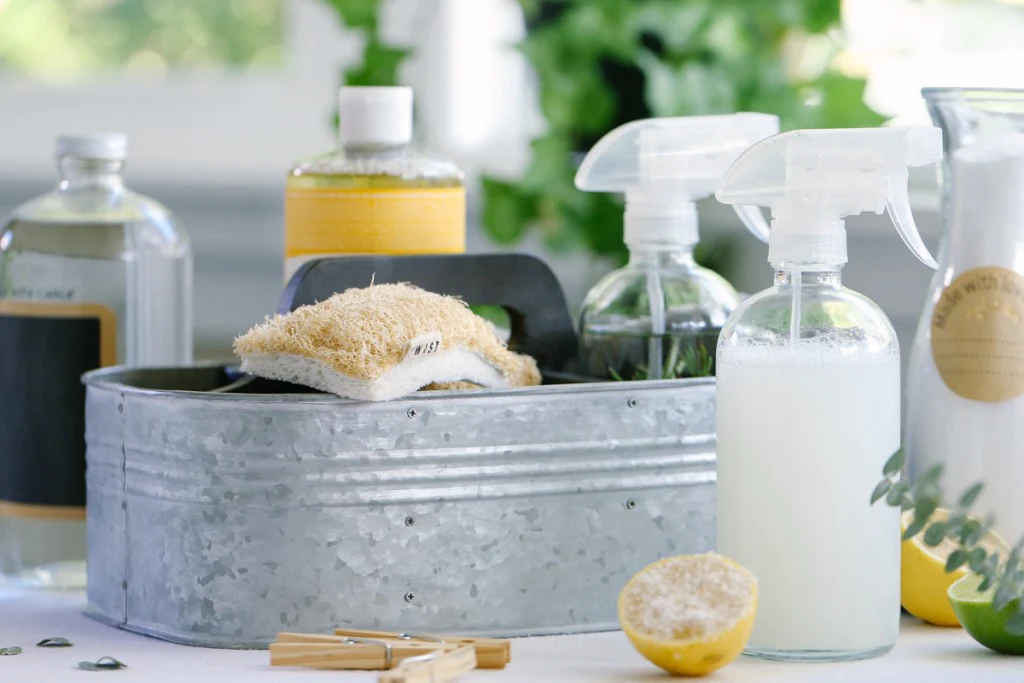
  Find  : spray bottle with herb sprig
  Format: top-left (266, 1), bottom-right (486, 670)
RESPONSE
top-left (574, 114), bottom-right (778, 381)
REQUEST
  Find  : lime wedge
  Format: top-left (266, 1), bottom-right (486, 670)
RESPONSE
top-left (948, 572), bottom-right (1024, 655)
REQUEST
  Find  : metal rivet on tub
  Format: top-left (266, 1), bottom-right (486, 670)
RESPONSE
top-left (121, 501), bottom-right (127, 511)
top-left (627, 398), bottom-right (637, 408)
top-left (404, 591), bottom-right (416, 603)
top-left (117, 402), bottom-right (123, 413)
top-left (404, 516), bottom-right (415, 527)
top-left (624, 498), bottom-right (637, 510)
top-left (407, 408), bottom-right (417, 419)
top-left (121, 580), bottom-right (128, 590)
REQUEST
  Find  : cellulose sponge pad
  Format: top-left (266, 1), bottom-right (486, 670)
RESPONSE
top-left (233, 283), bottom-right (541, 401)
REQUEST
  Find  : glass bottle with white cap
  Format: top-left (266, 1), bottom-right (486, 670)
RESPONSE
top-left (0, 132), bottom-right (192, 589)
top-left (284, 86), bottom-right (466, 281)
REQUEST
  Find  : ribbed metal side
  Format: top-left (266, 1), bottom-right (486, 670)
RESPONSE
top-left (84, 366), bottom-right (717, 647)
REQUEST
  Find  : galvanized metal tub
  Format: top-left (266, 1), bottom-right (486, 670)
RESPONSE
top-left (83, 364), bottom-right (716, 648)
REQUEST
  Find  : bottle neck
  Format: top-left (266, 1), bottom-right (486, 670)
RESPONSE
top-left (627, 246), bottom-right (698, 268)
top-left (774, 267), bottom-right (842, 287)
top-left (342, 141), bottom-right (410, 156)
top-left (57, 157), bottom-right (125, 192)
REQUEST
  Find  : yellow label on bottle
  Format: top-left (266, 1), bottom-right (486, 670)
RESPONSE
top-left (931, 266), bottom-right (1024, 403)
top-left (284, 186), bottom-right (466, 261)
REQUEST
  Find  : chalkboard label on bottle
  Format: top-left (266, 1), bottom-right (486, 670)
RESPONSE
top-left (0, 301), bottom-right (116, 519)
top-left (931, 266), bottom-right (1024, 403)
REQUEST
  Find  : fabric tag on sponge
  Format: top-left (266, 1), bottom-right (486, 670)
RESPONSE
top-left (403, 332), bottom-right (443, 361)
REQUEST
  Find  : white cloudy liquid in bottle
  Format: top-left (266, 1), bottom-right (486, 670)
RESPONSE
top-left (716, 352), bottom-right (901, 658)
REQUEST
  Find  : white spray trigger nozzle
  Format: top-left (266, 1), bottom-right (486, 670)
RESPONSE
top-left (733, 205), bottom-right (770, 243)
top-left (716, 126), bottom-right (943, 268)
top-left (575, 113), bottom-right (779, 248)
top-left (885, 173), bottom-right (938, 269)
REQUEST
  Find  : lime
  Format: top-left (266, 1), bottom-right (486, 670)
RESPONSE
top-left (901, 509), bottom-right (1009, 626)
top-left (618, 552), bottom-right (757, 677)
top-left (948, 572), bottom-right (1024, 655)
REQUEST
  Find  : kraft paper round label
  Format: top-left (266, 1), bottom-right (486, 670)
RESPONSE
top-left (931, 267), bottom-right (1024, 402)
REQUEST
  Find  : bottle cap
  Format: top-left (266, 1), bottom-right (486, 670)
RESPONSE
top-left (717, 127), bottom-right (943, 269)
top-left (575, 114), bottom-right (779, 248)
top-left (338, 86), bottom-right (413, 147)
top-left (55, 133), bottom-right (128, 160)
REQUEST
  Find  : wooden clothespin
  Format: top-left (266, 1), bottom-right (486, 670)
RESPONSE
top-left (333, 627), bottom-right (510, 669)
top-left (270, 635), bottom-right (448, 670)
top-left (378, 646), bottom-right (477, 683)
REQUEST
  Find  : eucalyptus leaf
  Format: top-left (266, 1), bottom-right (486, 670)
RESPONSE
top-left (919, 464), bottom-right (944, 486)
top-left (886, 481), bottom-right (909, 506)
top-left (978, 574), bottom-right (995, 592)
top-left (1011, 566), bottom-right (1024, 586)
top-left (870, 480), bottom-right (891, 505)
top-left (994, 583), bottom-right (1018, 612)
top-left (958, 482), bottom-right (984, 508)
top-left (913, 497), bottom-right (938, 526)
top-left (1005, 611), bottom-right (1024, 637)
top-left (946, 549), bottom-right (968, 572)
top-left (902, 513), bottom-right (929, 541)
top-left (883, 448), bottom-right (906, 476)
top-left (968, 548), bottom-right (988, 573)
top-left (0, 647), bottom-right (21, 656)
top-left (960, 519), bottom-right (984, 547)
top-left (923, 521), bottom-right (948, 547)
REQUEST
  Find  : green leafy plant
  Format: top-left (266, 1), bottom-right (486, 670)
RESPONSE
top-left (872, 448), bottom-right (1024, 636)
top-left (325, 0), bottom-right (408, 86)
top-left (325, 0), bottom-right (883, 272)
top-left (483, 0), bottom-right (885, 266)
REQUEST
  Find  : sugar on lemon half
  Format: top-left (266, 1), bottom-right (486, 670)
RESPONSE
top-left (618, 552), bottom-right (757, 676)
top-left (900, 509), bottom-right (1009, 627)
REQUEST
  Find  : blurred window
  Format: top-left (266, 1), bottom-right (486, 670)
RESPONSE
top-left (0, 0), bottom-right (285, 81)
top-left (842, 0), bottom-right (1024, 122)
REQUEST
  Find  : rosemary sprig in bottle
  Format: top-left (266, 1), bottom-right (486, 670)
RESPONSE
top-left (871, 447), bottom-right (1024, 635)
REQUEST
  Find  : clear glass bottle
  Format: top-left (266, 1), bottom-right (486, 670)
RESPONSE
top-left (284, 86), bottom-right (465, 282)
top-left (906, 88), bottom-right (1024, 544)
top-left (716, 269), bottom-right (902, 660)
top-left (714, 127), bottom-right (942, 660)
top-left (573, 114), bottom-right (779, 380)
top-left (0, 133), bottom-right (192, 589)
top-left (578, 248), bottom-right (739, 380)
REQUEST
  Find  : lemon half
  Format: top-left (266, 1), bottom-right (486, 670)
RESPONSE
top-left (618, 553), bottom-right (758, 677)
top-left (901, 509), bottom-right (1009, 626)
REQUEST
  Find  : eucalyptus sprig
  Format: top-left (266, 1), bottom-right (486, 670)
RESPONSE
top-left (871, 448), bottom-right (1024, 635)
top-left (608, 338), bottom-right (714, 381)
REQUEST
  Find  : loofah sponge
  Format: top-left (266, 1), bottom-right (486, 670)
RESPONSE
top-left (233, 283), bottom-right (541, 401)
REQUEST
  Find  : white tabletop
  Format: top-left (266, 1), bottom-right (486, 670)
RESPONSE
top-left (0, 589), bottom-right (1018, 682)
